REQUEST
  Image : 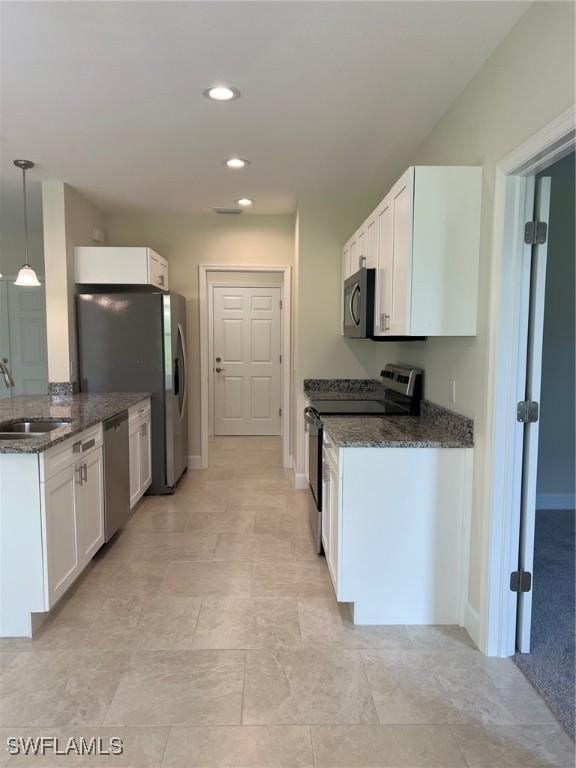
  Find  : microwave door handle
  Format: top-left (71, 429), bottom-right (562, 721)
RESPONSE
top-left (349, 283), bottom-right (361, 327)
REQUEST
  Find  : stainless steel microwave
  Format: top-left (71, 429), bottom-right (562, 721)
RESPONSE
top-left (343, 267), bottom-right (375, 338)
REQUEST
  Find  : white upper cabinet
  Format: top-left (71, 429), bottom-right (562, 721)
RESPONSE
top-left (75, 246), bottom-right (169, 291)
top-left (343, 165), bottom-right (482, 337)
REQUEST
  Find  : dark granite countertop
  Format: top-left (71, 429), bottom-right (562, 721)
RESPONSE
top-left (303, 378), bottom-right (473, 448)
top-left (322, 414), bottom-right (473, 448)
top-left (0, 393), bottom-right (150, 454)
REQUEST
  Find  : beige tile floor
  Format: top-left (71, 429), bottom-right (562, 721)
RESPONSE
top-left (0, 436), bottom-right (573, 766)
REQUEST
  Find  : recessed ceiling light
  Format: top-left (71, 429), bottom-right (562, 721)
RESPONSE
top-left (236, 198), bottom-right (253, 208)
top-left (225, 157), bottom-right (249, 169)
top-left (204, 85), bottom-right (240, 101)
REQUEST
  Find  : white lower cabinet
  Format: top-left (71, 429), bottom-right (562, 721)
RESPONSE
top-left (321, 437), bottom-right (474, 626)
top-left (43, 464), bottom-right (79, 606)
top-left (77, 446), bottom-right (105, 564)
top-left (42, 431), bottom-right (105, 609)
top-left (129, 398), bottom-right (152, 508)
top-left (0, 423), bottom-right (113, 637)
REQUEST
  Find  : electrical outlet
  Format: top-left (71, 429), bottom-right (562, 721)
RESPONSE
top-left (450, 379), bottom-right (457, 404)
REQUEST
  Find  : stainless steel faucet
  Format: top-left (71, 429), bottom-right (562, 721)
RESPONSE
top-left (0, 360), bottom-right (15, 389)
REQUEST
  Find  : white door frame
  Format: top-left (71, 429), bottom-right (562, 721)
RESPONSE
top-left (199, 264), bottom-right (292, 470)
top-left (482, 105), bottom-right (575, 657)
top-left (208, 282), bottom-right (283, 440)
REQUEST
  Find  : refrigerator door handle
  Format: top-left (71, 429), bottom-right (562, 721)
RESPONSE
top-left (177, 322), bottom-right (188, 420)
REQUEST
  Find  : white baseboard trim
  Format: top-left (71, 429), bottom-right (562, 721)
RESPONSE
top-left (187, 455), bottom-right (204, 470)
top-left (464, 601), bottom-right (481, 649)
top-left (536, 493), bottom-right (575, 510)
top-left (293, 472), bottom-right (308, 490)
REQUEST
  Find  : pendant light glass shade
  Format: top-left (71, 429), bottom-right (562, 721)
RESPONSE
top-left (13, 159), bottom-right (40, 288)
top-left (14, 264), bottom-right (41, 286)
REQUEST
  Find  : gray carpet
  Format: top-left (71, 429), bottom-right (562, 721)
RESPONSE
top-left (515, 509), bottom-right (575, 738)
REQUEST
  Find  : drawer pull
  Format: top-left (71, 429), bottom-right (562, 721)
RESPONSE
top-left (73, 441), bottom-right (82, 453)
top-left (82, 438), bottom-right (96, 452)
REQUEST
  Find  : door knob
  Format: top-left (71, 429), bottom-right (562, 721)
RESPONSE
top-left (215, 367), bottom-right (226, 373)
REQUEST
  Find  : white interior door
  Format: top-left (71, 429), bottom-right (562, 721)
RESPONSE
top-left (213, 285), bottom-right (282, 436)
top-left (516, 176), bottom-right (551, 653)
top-left (6, 281), bottom-right (48, 396)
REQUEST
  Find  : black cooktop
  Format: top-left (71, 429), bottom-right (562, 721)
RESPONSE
top-left (308, 398), bottom-right (409, 416)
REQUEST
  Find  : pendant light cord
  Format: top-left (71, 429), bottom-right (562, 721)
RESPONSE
top-left (21, 165), bottom-right (29, 266)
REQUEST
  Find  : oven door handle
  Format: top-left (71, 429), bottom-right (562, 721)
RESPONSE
top-left (304, 406), bottom-right (321, 428)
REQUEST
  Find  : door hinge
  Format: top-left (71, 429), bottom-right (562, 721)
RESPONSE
top-left (279, 299), bottom-right (283, 309)
top-left (510, 569), bottom-right (532, 593)
top-left (279, 354), bottom-right (282, 363)
top-left (279, 407), bottom-right (282, 417)
top-left (524, 221), bottom-right (547, 245)
top-left (517, 400), bottom-right (539, 423)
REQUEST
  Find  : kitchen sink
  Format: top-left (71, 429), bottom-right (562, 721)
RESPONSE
top-left (0, 420), bottom-right (70, 435)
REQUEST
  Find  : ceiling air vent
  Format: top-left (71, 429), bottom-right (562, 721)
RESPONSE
top-left (213, 207), bottom-right (242, 215)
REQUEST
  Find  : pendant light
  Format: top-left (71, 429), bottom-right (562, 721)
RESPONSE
top-left (13, 159), bottom-right (40, 287)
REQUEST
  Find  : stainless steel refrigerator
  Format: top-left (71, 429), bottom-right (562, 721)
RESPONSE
top-left (77, 291), bottom-right (188, 494)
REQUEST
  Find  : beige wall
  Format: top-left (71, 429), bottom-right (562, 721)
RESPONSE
top-left (104, 212), bottom-right (294, 457)
top-left (293, 1), bottom-right (575, 625)
top-left (42, 182), bottom-right (104, 383)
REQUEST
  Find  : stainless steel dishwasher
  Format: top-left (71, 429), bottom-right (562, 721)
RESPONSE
top-left (103, 411), bottom-right (130, 541)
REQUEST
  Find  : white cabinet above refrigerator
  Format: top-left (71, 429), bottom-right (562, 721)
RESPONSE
top-left (75, 246), bottom-right (169, 290)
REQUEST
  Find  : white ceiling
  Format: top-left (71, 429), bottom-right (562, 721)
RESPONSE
top-left (0, 1), bottom-right (529, 215)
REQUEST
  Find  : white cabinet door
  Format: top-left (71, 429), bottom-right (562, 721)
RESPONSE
top-left (356, 227), bottom-right (366, 273)
top-left (129, 422), bottom-right (141, 509)
top-left (388, 169), bottom-right (413, 335)
top-left (342, 244), bottom-right (350, 284)
top-left (375, 196), bottom-right (393, 336)
top-left (139, 413), bottom-right (152, 492)
top-left (365, 216), bottom-right (377, 269)
top-left (77, 448), bottom-right (105, 565)
top-left (347, 239), bottom-right (357, 279)
top-left (128, 400), bottom-right (152, 508)
top-left (321, 457), bottom-right (331, 557)
top-left (149, 251), bottom-right (169, 291)
top-left (44, 464), bottom-right (79, 606)
top-left (322, 446), bottom-right (340, 596)
top-left (327, 459), bottom-right (340, 590)
top-left (374, 169), bottom-right (414, 336)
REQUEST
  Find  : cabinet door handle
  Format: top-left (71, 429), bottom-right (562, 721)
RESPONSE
top-left (158, 274), bottom-right (165, 286)
top-left (381, 313), bottom-right (391, 331)
top-left (82, 463), bottom-right (88, 482)
top-left (140, 423), bottom-right (147, 436)
top-left (75, 466), bottom-right (83, 485)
